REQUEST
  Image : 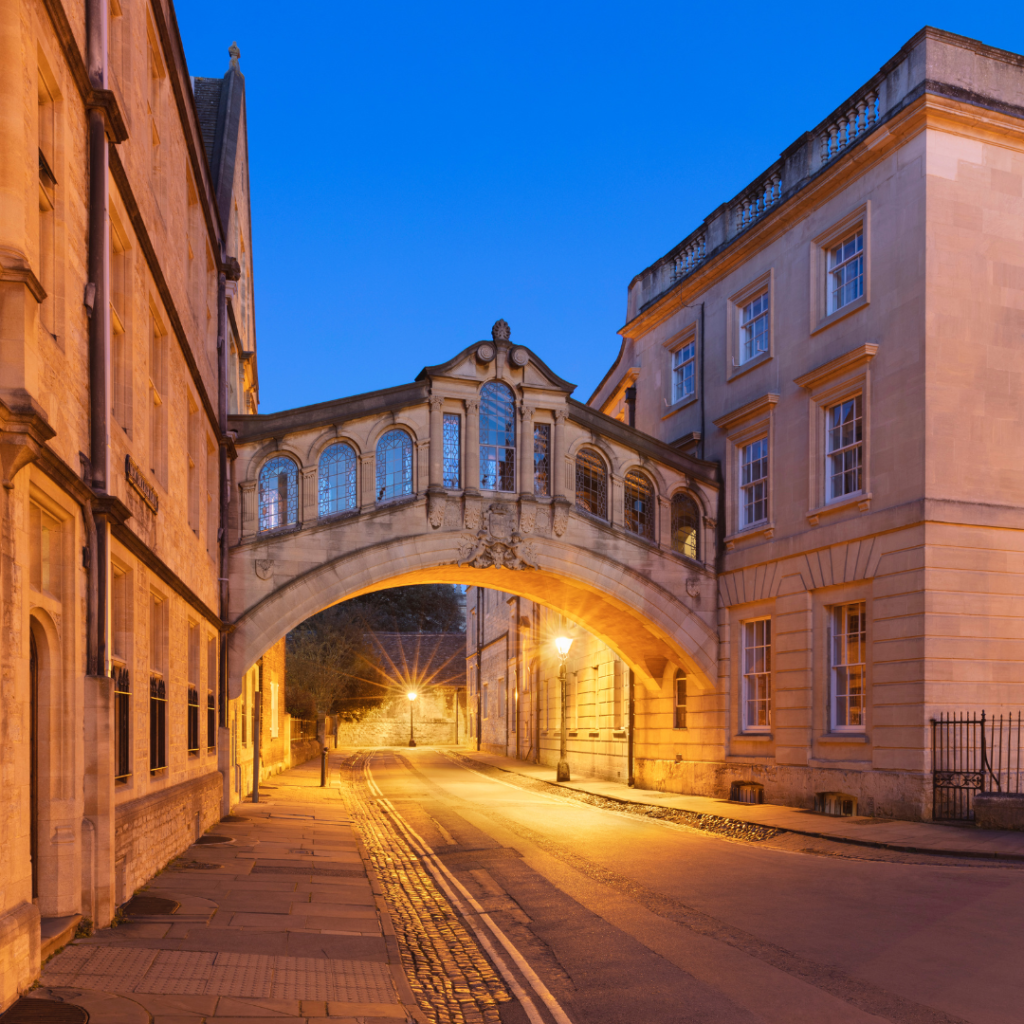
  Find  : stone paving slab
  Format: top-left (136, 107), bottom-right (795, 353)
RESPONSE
top-left (37, 760), bottom-right (425, 1023)
top-left (458, 748), bottom-right (1024, 859)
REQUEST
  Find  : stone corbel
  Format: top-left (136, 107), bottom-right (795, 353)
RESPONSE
top-left (0, 391), bottom-right (55, 488)
top-left (0, 248), bottom-right (46, 303)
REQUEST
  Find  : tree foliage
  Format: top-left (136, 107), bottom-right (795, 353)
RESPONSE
top-left (285, 585), bottom-right (464, 718)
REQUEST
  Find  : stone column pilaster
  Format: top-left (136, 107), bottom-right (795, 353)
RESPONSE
top-left (464, 397), bottom-right (480, 495)
top-left (428, 395), bottom-right (444, 491)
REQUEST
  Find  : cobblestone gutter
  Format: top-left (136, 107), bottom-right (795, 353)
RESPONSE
top-left (342, 752), bottom-right (512, 1024)
top-left (449, 752), bottom-right (782, 843)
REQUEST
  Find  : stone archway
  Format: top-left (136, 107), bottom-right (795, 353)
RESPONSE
top-left (228, 529), bottom-right (718, 699)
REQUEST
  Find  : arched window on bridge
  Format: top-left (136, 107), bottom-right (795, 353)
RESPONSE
top-left (376, 429), bottom-right (413, 502)
top-left (480, 381), bottom-right (516, 491)
top-left (671, 493), bottom-right (700, 560)
top-left (258, 456), bottom-right (298, 531)
top-left (624, 469), bottom-right (655, 540)
top-left (319, 442), bottom-right (357, 516)
top-left (575, 449), bottom-right (607, 520)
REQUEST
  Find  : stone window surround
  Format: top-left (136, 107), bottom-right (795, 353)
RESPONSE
top-left (726, 269), bottom-right (774, 382)
top-left (714, 393), bottom-right (779, 549)
top-left (662, 323), bottom-right (699, 416)
top-left (811, 582), bottom-right (872, 752)
top-left (810, 201), bottom-right (871, 335)
top-left (795, 343), bottom-right (878, 526)
top-left (724, 599), bottom-right (776, 749)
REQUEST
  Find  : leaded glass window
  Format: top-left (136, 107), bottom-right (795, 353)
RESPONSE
top-left (443, 413), bottom-right (461, 488)
top-left (533, 424), bottom-right (550, 496)
top-left (319, 442), bottom-right (357, 516)
top-left (258, 456), bottom-right (298, 531)
top-left (480, 382), bottom-right (515, 491)
top-left (376, 429), bottom-right (413, 502)
top-left (575, 450), bottom-right (607, 519)
top-left (671, 493), bottom-right (700, 559)
top-left (149, 675), bottom-right (167, 771)
top-left (624, 470), bottom-right (655, 540)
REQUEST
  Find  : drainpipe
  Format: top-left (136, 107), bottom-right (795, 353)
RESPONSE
top-left (627, 668), bottom-right (635, 787)
top-left (83, 0), bottom-right (114, 932)
top-left (624, 385), bottom-right (636, 428)
top-left (252, 660), bottom-right (262, 802)
top-left (476, 588), bottom-right (482, 751)
top-left (86, 0), bottom-right (110, 673)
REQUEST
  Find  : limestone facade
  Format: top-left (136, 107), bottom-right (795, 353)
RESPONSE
top-left (585, 27), bottom-right (1024, 819)
top-left (0, 0), bottom-right (258, 1009)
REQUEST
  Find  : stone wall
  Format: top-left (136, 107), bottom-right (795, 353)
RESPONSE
top-left (0, 902), bottom-right (40, 1015)
top-left (114, 772), bottom-right (222, 904)
top-left (335, 692), bottom-right (461, 748)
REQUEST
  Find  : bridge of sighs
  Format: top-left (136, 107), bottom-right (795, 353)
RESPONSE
top-left (226, 323), bottom-right (721, 703)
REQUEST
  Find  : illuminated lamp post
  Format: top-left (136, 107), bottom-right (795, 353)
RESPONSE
top-left (555, 636), bottom-right (574, 782)
top-left (407, 691), bottom-right (418, 748)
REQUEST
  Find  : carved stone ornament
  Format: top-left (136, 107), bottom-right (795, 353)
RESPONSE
top-left (491, 319), bottom-right (511, 342)
top-left (552, 502), bottom-right (569, 537)
top-left (519, 501), bottom-right (536, 535)
top-left (464, 498), bottom-right (482, 532)
top-left (427, 492), bottom-right (447, 529)
top-left (510, 346), bottom-right (529, 367)
top-left (476, 343), bottom-right (495, 364)
top-left (456, 500), bottom-right (538, 570)
top-left (254, 559), bottom-right (275, 581)
top-left (685, 576), bottom-right (701, 600)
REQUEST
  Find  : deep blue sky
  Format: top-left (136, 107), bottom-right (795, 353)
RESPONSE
top-left (174, 2), bottom-right (1024, 414)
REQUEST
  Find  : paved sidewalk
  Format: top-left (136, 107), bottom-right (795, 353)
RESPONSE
top-left (23, 760), bottom-right (426, 1024)
top-left (457, 749), bottom-right (1024, 861)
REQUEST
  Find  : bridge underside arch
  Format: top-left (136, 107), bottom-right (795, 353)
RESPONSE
top-left (228, 533), bottom-right (717, 700)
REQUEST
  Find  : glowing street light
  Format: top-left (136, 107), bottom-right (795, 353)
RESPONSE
top-left (407, 690), bottom-right (418, 748)
top-left (555, 636), bottom-right (574, 782)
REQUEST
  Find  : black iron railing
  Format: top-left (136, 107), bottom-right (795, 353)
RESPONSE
top-left (931, 711), bottom-right (1023, 821)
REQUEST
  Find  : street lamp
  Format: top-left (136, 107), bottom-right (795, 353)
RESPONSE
top-left (407, 691), bottom-right (418, 748)
top-left (555, 636), bottom-right (574, 781)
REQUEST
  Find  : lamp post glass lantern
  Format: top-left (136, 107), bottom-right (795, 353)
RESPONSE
top-left (555, 637), bottom-right (573, 781)
top-left (407, 690), bottom-right (418, 747)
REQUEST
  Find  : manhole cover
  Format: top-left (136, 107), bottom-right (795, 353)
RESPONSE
top-left (123, 895), bottom-right (179, 915)
top-left (0, 999), bottom-right (89, 1022)
top-left (194, 835), bottom-right (233, 845)
top-left (220, 815), bottom-right (248, 823)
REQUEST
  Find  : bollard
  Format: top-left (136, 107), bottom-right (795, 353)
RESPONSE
top-left (320, 746), bottom-right (328, 787)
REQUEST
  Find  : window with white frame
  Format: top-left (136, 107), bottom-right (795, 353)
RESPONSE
top-left (828, 231), bottom-right (863, 313)
top-left (672, 338), bottom-right (696, 403)
top-left (830, 602), bottom-right (866, 730)
top-left (742, 618), bottom-right (771, 731)
top-left (740, 438), bottom-right (768, 527)
top-left (740, 292), bottom-right (769, 364)
top-left (826, 395), bottom-right (863, 500)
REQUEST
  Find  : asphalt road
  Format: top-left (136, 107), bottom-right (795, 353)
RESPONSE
top-left (365, 747), bottom-right (1024, 1024)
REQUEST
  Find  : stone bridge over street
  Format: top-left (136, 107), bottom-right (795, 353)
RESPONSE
top-left (225, 325), bottom-right (721, 699)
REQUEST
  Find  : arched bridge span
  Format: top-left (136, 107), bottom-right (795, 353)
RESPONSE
top-left (226, 329), bottom-right (720, 696)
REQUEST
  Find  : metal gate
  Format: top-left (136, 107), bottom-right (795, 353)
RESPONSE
top-left (931, 711), bottom-right (1023, 821)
